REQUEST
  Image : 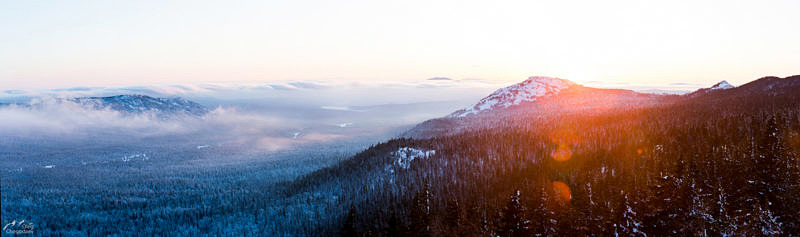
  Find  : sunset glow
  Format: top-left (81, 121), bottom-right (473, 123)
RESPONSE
top-left (2, 0), bottom-right (799, 89)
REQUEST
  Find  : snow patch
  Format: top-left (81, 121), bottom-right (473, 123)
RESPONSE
top-left (390, 147), bottom-right (436, 170)
top-left (121, 153), bottom-right (149, 162)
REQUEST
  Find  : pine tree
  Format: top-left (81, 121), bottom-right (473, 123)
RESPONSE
top-left (409, 184), bottom-right (432, 236)
top-left (754, 117), bottom-right (796, 233)
top-left (386, 213), bottom-right (406, 237)
top-left (443, 198), bottom-right (462, 235)
top-left (754, 117), bottom-right (786, 204)
top-left (755, 203), bottom-right (781, 236)
top-left (498, 189), bottom-right (530, 237)
top-left (645, 173), bottom-right (688, 234)
top-left (620, 192), bottom-right (644, 235)
top-left (530, 186), bottom-right (553, 235)
top-left (340, 205), bottom-right (358, 237)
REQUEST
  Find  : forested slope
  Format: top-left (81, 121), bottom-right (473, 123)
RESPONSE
top-left (290, 76), bottom-right (800, 236)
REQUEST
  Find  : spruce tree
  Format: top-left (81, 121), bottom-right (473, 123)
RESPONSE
top-left (443, 198), bottom-right (462, 235)
top-left (386, 213), bottom-right (406, 237)
top-left (499, 189), bottom-right (529, 237)
top-left (754, 117), bottom-right (795, 232)
top-left (341, 205), bottom-right (358, 237)
top-left (409, 184), bottom-right (432, 236)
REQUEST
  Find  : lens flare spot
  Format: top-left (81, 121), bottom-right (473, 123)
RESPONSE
top-left (551, 142), bottom-right (572, 162)
top-left (636, 148), bottom-right (643, 155)
top-left (552, 181), bottom-right (571, 201)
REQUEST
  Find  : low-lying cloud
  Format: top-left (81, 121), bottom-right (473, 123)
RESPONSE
top-left (0, 99), bottom-right (347, 152)
top-left (0, 79), bottom-right (505, 105)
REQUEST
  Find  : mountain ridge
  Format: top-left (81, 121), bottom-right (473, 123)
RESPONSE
top-left (71, 94), bottom-right (209, 118)
top-left (0, 94), bottom-right (209, 119)
top-left (404, 75), bottom-right (800, 139)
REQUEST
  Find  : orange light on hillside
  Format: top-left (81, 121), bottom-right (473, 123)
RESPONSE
top-left (550, 126), bottom-right (581, 145)
top-left (549, 125), bottom-right (578, 162)
top-left (636, 148), bottom-right (643, 155)
top-left (551, 142), bottom-right (572, 162)
top-left (552, 181), bottom-right (571, 201)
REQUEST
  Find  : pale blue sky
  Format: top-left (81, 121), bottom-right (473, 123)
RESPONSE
top-left (1, 0), bottom-right (799, 89)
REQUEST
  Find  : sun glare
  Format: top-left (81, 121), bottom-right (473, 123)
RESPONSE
top-left (552, 181), bottom-right (572, 202)
top-left (550, 126), bottom-right (580, 162)
top-left (551, 142), bottom-right (572, 162)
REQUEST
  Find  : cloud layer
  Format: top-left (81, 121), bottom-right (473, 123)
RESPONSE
top-left (0, 100), bottom-right (350, 152)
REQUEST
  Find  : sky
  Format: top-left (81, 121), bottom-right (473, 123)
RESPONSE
top-left (1, 0), bottom-right (799, 90)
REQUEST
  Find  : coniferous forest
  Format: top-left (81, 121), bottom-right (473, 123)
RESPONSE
top-left (293, 76), bottom-right (800, 236)
top-left (2, 76), bottom-right (799, 236)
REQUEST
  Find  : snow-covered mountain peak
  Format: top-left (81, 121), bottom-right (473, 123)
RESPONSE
top-left (710, 80), bottom-right (734, 90)
top-left (687, 80), bottom-right (736, 97)
top-left (525, 76), bottom-right (577, 88)
top-left (450, 76), bottom-right (578, 117)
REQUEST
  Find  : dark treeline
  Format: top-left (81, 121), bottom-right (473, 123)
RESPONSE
top-left (290, 79), bottom-right (800, 236)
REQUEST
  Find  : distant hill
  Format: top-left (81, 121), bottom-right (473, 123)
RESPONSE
top-left (687, 80), bottom-right (735, 97)
top-left (0, 94), bottom-right (209, 119)
top-left (70, 94), bottom-right (209, 118)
